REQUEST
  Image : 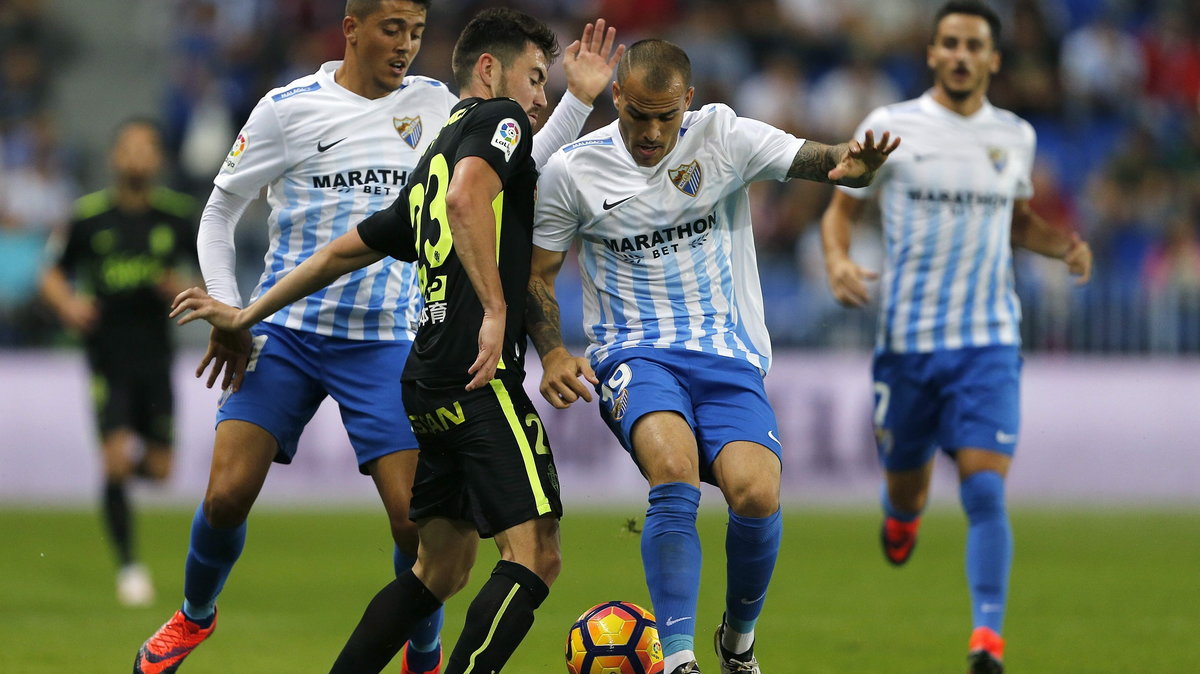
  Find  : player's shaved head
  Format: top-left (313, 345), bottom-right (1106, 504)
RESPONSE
top-left (345, 0), bottom-right (430, 20)
top-left (616, 39), bottom-right (691, 90)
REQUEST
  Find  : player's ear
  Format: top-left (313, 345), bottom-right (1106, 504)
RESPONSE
top-left (477, 52), bottom-right (499, 92)
top-left (989, 48), bottom-right (1001, 75)
top-left (611, 81), bottom-right (621, 109)
top-left (343, 15), bottom-right (358, 45)
top-left (684, 87), bottom-right (695, 110)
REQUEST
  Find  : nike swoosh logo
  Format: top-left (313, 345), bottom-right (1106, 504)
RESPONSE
top-left (317, 137), bottom-right (347, 152)
top-left (740, 591), bottom-right (768, 605)
top-left (603, 195), bottom-right (635, 210)
top-left (995, 430), bottom-right (1017, 444)
top-left (665, 616), bottom-right (693, 627)
top-left (767, 430), bottom-right (782, 447)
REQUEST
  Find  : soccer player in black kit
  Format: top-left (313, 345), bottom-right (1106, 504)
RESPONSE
top-left (40, 118), bottom-right (197, 607)
top-left (169, 8), bottom-right (603, 673)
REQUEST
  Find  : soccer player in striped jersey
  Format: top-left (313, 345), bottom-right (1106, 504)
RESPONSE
top-left (170, 8), bottom-right (617, 672)
top-left (133, 1), bottom-right (621, 672)
top-left (819, 2), bottom-right (1093, 672)
top-left (526, 39), bottom-right (898, 674)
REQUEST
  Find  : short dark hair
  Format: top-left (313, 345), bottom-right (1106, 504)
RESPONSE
top-left (451, 7), bottom-right (559, 90)
top-left (345, 0), bottom-right (430, 21)
top-left (616, 39), bottom-right (692, 90)
top-left (933, 0), bottom-right (1002, 46)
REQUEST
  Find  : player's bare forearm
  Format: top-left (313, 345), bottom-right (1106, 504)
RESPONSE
top-left (526, 275), bottom-right (565, 358)
top-left (789, 141), bottom-right (841, 184)
top-left (245, 230), bottom-right (382, 325)
top-left (1011, 200), bottom-right (1092, 283)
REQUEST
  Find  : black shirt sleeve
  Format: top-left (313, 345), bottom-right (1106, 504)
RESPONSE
top-left (455, 99), bottom-right (534, 186)
top-left (357, 195), bottom-right (417, 262)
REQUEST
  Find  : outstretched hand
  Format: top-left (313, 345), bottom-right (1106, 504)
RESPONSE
top-left (562, 19), bottom-right (625, 105)
top-left (828, 130), bottom-right (901, 184)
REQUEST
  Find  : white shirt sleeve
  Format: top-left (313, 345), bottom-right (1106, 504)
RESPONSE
top-left (836, 107), bottom-right (891, 200)
top-left (531, 90), bottom-right (592, 170)
top-left (213, 95), bottom-right (290, 199)
top-left (532, 152), bottom-right (580, 252)
top-left (1015, 121), bottom-right (1037, 200)
top-left (197, 186), bottom-right (253, 307)
top-left (719, 105), bottom-right (806, 184)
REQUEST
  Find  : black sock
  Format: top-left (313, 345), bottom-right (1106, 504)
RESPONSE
top-left (102, 481), bottom-right (133, 566)
top-left (444, 560), bottom-right (550, 674)
top-left (329, 570), bottom-right (443, 674)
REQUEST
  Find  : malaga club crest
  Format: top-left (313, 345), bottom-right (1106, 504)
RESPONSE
top-left (987, 146), bottom-right (1007, 173)
top-left (394, 116), bottom-right (423, 148)
top-left (669, 160), bottom-right (702, 197)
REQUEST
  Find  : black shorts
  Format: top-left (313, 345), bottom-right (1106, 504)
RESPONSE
top-left (403, 376), bottom-right (563, 538)
top-left (89, 358), bottom-right (174, 445)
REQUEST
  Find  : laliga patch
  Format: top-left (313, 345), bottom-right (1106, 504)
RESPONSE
top-left (223, 133), bottom-right (248, 173)
top-left (491, 118), bottom-right (520, 161)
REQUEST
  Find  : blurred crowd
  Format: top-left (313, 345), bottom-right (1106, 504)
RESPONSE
top-left (3, 0), bottom-right (1200, 352)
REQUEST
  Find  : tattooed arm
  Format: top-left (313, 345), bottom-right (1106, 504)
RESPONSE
top-left (527, 245), bottom-right (598, 409)
top-left (788, 130), bottom-right (900, 188)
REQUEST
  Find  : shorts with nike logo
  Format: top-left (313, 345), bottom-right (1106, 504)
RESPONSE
top-left (594, 347), bottom-right (782, 485)
top-left (871, 345), bottom-right (1021, 471)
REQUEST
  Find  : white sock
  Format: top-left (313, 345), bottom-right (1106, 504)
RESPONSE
top-left (721, 623), bottom-right (755, 656)
top-left (664, 649), bottom-right (696, 672)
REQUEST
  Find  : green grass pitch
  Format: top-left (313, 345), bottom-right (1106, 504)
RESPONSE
top-left (0, 506), bottom-right (1195, 672)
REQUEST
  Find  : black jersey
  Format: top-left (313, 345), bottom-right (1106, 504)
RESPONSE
top-left (359, 97), bottom-right (537, 386)
top-left (52, 188), bottom-right (196, 363)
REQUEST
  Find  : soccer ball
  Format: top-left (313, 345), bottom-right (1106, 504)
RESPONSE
top-left (565, 601), bottom-right (664, 674)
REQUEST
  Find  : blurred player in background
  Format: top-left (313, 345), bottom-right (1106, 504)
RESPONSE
top-left (132, 0), bottom-right (619, 672)
top-left (169, 8), bottom-right (615, 673)
top-left (526, 39), bottom-right (896, 674)
top-left (819, 2), bottom-right (1093, 672)
top-left (39, 117), bottom-right (197, 608)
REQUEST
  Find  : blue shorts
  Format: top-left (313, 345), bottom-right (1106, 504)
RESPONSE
top-left (594, 347), bottom-right (782, 485)
top-left (871, 345), bottom-right (1021, 471)
top-left (216, 322), bottom-right (417, 473)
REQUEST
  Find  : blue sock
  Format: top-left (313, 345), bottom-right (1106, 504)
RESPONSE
top-left (642, 482), bottom-right (702, 659)
top-left (394, 546), bottom-right (443, 667)
top-left (881, 484), bottom-right (920, 522)
top-left (182, 503), bottom-right (246, 622)
top-left (724, 507), bottom-right (782, 634)
top-left (960, 471), bottom-right (1011, 634)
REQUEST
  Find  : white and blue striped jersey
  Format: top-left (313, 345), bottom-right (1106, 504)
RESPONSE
top-left (534, 104), bottom-right (804, 373)
top-left (838, 92), bottom-right (1036, 353)
top-left (215, 62), bottom-right (458, 340)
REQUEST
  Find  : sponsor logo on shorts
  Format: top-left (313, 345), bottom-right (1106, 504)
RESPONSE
top-left (409, 402), bottom-right (467, 435)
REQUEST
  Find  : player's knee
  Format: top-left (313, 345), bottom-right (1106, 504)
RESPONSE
top-left (389, 517), bottom-right (419, 554)
top-left (202, 489), bottom-right (253, 528)
top-left (644, 455), bottom-right (698, 485)
top-left (725, 482), bottom-right (779, 518)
